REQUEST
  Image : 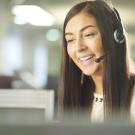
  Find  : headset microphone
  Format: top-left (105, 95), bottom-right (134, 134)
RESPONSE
top-left (95, 54), bottom-right (108, 63)
top-left (95, 55), bottom-right (105, 63)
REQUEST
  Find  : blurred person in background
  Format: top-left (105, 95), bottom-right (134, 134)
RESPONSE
top-left (58, 0), bottom-right (135, 123)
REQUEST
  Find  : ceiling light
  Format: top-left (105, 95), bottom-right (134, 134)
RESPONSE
top-left (14, 16), bottom-right (27, 25)
top-left (12, 5), bottom-right (55, 26)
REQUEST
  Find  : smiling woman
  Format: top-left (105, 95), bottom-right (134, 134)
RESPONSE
top-left (58, 0), bottom-right (135, 123)
top-left (65, 12), bottom-right (103, 77)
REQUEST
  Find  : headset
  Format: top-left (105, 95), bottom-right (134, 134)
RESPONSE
top-left (113, 8), bottom-right (125, 44)
top-left (95, 8), bottom-right (125, 63)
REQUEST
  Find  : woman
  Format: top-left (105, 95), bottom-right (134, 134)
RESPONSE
top-left (58, 0), bottom-right (135, 122)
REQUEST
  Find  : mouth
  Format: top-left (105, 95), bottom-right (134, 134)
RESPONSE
top-left (78, 54), bottom-right (96, 65)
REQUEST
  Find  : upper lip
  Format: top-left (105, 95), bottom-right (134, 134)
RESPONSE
top-left (78, 54), bottom-right (95, 61)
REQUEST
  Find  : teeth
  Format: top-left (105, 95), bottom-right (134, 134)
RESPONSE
top-left (79, 55), bottom-right (93, 61)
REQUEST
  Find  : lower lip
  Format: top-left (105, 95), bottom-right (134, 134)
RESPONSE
top-left (79, 56), bottom-right (95, 66)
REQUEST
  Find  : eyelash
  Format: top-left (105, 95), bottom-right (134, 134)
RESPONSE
top-left (67, 39), bottom-right (75, 43)
top-left (84, 33), bottom-right (95, 37)
top-left (66, 33), bottom-right (95, 43)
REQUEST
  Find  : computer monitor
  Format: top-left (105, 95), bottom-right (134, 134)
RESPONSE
top-left (0, 89), bottom-right (54, 125)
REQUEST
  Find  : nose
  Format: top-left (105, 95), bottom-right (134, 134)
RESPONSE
top-left (76, 38), bottom-right (88, 52)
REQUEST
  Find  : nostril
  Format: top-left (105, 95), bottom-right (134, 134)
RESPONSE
top-left (77, 45), bottom-right (88, 52)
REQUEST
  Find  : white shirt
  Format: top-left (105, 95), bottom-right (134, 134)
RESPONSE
top-left (90, 88), bottom-right (135, 123)
top-left (91, 92), bottom-right (104, 123)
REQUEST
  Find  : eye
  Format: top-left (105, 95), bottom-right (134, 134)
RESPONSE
top-left (84, 33), bottom-right (95, 37)
top-left (66, 38), bottom-right (75, 43)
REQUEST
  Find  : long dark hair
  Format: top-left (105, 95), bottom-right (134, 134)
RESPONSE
top-left (58, 0), bottom-right (135, 120)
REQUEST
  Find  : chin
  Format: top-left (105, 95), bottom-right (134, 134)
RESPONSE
top-left (82, 70), bottom-right (95, 76)
top-left (81, 64), bottom-right (102, 76)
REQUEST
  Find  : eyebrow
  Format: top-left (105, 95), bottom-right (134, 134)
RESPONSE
top-left (65, 25), bottom-right (95, 36)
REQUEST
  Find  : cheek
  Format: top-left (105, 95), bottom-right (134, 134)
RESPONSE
top-left (90, 36), bottom-right (103, 54)
top-left (67, 46), bottom-right (79, 65)
top-left (67, 46), bottom-right (74, 59)
top-left (97, 36), bottom-right (103, 51)
top-left (67, 46), bottom-right (74, 57)
top-left (67, 46), bottom-right (71, 56)
top-left (95, 42), bottom-right (103, 53)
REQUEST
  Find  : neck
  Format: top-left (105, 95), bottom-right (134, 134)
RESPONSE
top-left (91, 74), bottom-right (103, 94)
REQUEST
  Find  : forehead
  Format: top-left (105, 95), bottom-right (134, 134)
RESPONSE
top-left (65, 12), bottom-right (98, 33)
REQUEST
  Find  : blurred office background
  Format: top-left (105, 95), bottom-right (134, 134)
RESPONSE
top-left (0, 0), bottom-right (135, 92)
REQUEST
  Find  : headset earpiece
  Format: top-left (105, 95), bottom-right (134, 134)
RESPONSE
top-left (113, 8), bottom-right (125, 44)
top-left (114, 29), bottom-right (125, 44)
